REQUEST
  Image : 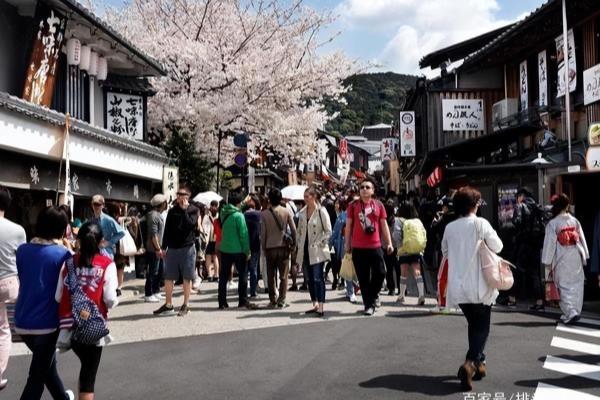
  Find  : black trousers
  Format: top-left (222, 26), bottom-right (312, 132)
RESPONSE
top-left (352, 248), bottom-right (386, 309)
top-left (72, 341), bottom-right (103, 393)
top-left (384, 250), bottom-right (400, 292)
top-left (219, 252), bottom-right (248, 306)
top-left (511, 243), bottom-right (543, 301)
top-left (458, 304), bottom-right (492, 363)
top-left (20, 331), bottom-right (68, 400)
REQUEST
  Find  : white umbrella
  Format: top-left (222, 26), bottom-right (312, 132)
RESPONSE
top-left (193, 191), bottom-right (223, 205)
top-left (281, 185), bottom-right (307, 200)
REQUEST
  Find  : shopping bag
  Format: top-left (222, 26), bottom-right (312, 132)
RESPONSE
top-left (119, 226), bottom-right (138, 256)
top-left (545, 271), bottom-right (560, 301)
top-left (340, 254), bottom-right (357, 282)
top-left (6, 301), bottom-right (22, 343)
top-left (436, 256), bottom-right (448, 307)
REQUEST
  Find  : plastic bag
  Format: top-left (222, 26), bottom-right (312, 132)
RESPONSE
top-left (340, 254), bottom-right (357, 282)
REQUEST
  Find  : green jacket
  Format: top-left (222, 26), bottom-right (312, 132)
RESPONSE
top-left (219, 204), bottom-right (250, 256)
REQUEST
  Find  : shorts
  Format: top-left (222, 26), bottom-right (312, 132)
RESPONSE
top-left (164, 245), bottom-right (197, 281)
top-left (205, 241), bottom-right (217, 255)
top-left (398, 254), bottom-right (421, 264)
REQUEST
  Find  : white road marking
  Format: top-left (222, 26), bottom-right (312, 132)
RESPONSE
top-left (534, 383), bottom-right (600, 400)
top-left (543, 355), bottom-right (600, 382)
top-left (556, 324), bottom-right (600, 338)
top-left (551, 336), bottom-right (600, 355)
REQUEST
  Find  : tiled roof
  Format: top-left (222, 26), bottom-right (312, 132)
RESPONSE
top-left (100, 74), bottom-right (157, 95)
top-left (0, 91), bottom-right (167, 161)
top-left (54, 0), bottom-right (166, 76)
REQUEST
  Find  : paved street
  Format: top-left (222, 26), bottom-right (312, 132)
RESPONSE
top-left (4, 281), bottom-right (600, 399)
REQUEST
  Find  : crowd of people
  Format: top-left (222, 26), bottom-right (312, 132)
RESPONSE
top-left (0, 177), bottom-right (598, 397)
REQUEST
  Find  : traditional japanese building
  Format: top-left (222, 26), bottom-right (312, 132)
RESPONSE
top-left (0, 0), bottom-right (169, 235)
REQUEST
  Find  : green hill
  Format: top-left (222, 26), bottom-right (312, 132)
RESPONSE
top-left (324, 72), bottom-right (418, 136)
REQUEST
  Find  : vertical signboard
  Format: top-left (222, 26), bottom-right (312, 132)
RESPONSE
top-left (583, 64), bottom-right (600, 106)
top-left (520, 60), bottom-right (528, 111)
top-left (555, 29), bottom-right (577, 97)
top-left (339, 138), bottom-right (348, 161)
top-left (380, 138), bottom-right (398, 161)
top-left (399, 111), bottom-right (416, 157)
top-left (106, 92), bottom-right (145, 140)
top-left (163, 166), bottom-right (179, 205)
top-left (22, 4), bottom-right (67, 107)
top-left (538, 51), bottom-right (548, 107)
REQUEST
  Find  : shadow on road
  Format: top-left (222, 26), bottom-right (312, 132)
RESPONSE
top-left (494, 321), bottom-right (557, 328)
top-left (359, 374), bottom-right (462, 395)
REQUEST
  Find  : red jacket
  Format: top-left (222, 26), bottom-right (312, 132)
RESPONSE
top-left (58, 254), bottom-right (115, 329)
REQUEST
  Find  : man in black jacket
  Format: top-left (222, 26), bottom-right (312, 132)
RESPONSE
top-left (153, 184), bottom-right (199, 317)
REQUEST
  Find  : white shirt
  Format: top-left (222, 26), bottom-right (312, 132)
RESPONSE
top-left (442, 214), bottom-right (503, 307)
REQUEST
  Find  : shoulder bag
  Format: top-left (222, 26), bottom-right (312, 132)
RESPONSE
top-left (270, 208), bottom-right (295, 250)
top-left (473, 218), bottom-right (514, 291)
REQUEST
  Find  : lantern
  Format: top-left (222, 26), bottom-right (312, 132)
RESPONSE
top-left (79, 45), bottom-right (91, 71)
top-left (88, 51), bottom-right (98, 76)
top-left (97, 57), bottom-right (108, 81)
top-left (66, 38), bottom-right (81, 66)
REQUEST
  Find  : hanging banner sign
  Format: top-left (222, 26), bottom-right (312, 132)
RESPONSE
top-left (555, 29), bottom-right (577, 97)
top-left (163, 166), bottom-right (179, 205)
top-left (399, 111), bottom-right (416, 157)
top-left (538, 51), bottom-right (548, 107)
top-left (339, 138), bottom-right (348, 161)
top-left (22, 4), bottom-right (67, 107)
top-left (106, 92), bottom-right (145, 140)
top-left (519, 60), bottom-right (528, 111)
top-left (442, 99), bottom-right (485, 131)
top-left (381, 138), bottom-right (399, 161)
top-left (583, 64), bottom-right (600, 106)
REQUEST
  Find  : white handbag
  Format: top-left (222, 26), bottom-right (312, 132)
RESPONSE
top-left (119, 223), bottom-right (138, 256)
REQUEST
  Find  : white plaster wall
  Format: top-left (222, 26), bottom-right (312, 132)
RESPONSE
top-left (0, 108), bottom-right (163, 181)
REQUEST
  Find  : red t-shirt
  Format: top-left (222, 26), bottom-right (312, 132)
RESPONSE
top-left (348, 199), bottom-right (387, 249)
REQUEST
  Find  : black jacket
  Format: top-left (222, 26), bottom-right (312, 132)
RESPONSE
top-left (162, 204), bottom-right (199, 249)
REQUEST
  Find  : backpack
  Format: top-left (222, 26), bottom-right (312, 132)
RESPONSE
top-left (401, 218), bottom-right (427, 254)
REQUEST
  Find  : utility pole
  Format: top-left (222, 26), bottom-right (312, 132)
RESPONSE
top-left (216, 129), bottom-right (223, 193)
top-left (562, 0), bottom-right (572, 162)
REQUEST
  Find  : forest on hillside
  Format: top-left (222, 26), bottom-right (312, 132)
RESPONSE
top-left (324, 72), bottom-right (418, 136)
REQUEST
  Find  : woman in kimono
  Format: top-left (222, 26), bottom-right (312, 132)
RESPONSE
top-left (541, 194), bottom-right (589, 325)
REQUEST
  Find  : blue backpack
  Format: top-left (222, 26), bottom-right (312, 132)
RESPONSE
top-left (66, 257), bottom-right (110, 345)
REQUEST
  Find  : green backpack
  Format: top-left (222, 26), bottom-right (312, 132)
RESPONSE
top-left (401, 218), bottom-right (427, 254)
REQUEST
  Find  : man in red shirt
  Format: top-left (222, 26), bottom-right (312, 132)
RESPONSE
top-left (344, 178), bottom-right (394, 316)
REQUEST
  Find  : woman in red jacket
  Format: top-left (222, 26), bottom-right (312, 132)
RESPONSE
top-left (57, 223), bottom-right (118, 400)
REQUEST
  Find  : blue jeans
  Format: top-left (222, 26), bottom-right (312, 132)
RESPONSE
top-left (145, 252), bottom-right (163, 297)
top-left (247, 251), bottom-right (260, 297)
top-left (345, 279), bottom-right (354, 298)
top-left (306, 261), bottom-right (326, 303)
top-left (20, 331), bottom-right (69, 400)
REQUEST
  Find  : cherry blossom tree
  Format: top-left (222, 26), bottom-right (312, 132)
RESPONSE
top-left (105, 0), bottom-right (357, 164)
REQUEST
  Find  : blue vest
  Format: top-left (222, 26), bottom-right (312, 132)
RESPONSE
top-left (15, 243), bottom-right (71, 331)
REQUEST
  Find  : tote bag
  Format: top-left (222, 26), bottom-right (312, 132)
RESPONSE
top-left (469, 219), bottom-right (515, 291)
top-left (119, 222), bottom-right (138, 256)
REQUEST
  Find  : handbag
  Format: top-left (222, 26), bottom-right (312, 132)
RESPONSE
top-left (119, 222), bottom-right (138, 256)
top-left (66, 257), bottom-right (110, 345)
top-left (436, 256), bottom-right (448, 307)
top-left (269, 208), bottom-right (295, 250)
top-left (471, 218), bottom-right (515, 291)
top-left (340, 254), bottom-right (357, 282)
top-left (545, 270), bottom-right (560, 301)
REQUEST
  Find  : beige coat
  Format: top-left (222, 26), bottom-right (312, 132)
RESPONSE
top-left (296, 206), bottom-right (332, 267)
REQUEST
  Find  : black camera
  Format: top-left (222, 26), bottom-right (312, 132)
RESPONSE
top-left (364, 225), bottom-right (376, 235)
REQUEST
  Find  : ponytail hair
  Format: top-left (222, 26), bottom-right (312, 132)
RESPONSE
top-left (77, 222), bottom-right (103, 267)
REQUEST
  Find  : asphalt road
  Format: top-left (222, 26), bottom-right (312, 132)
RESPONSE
top-left (5, 308), bottom-right (599, 400)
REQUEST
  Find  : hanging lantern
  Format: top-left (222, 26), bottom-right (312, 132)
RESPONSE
top-left (66, 38), bottom-right (81, 66)
top-left (79, 45), bottom-right (91, 71)
top-left (97, 57), bottom-right (108, 81)
top-left (88, 51), bottom-right (98, 76)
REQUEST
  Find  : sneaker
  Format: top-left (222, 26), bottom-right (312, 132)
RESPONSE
top-left (289, 284), bottom-right (298, 291)
top-left (349, 294), bottom-right (357, 303)
top-left (192, 277), bottom-right (202, 291)
top-left (116, 288), bottom-right (122, 297)
top-left (277, 302), bottom-right (289, 309)
top-left (363, 307), bottom-right (375, 316)
top-left (219, 303), bottom-right (230, 310)
top-left (227, 281), bottom-right (238, 290)
top-left (375, 298), bottom-right (382, 308)
top-left (153, 304), bottom-right (175, 316)
top-left (144, 295), bottom-right (160, 303)
top-left (529, 304), bottom-right (545, 311)
top-left (177, 304), bottom-right (190, 317)
top-left (396, 295), bottom-right (405, 304)
top-left (418, 296), bottom-right (425, 306)
top-left (66, 390), bottom-right (75, 400)
top-left (239, 302), bottom-right (258, 310)
top-left (155, 293), bottom-right (165, 300)
top-left (0, 379), bottom-right (7, 391)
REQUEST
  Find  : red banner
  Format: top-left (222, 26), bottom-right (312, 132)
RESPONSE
top-left (427, 166), bottom-right (443, 188)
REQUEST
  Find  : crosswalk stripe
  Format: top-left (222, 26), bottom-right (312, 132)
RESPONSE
top-left (579, 318), bottom-right (600, 327)
top-left (556, 324), bottom-right (600, 338)
top-left (543, 355), bottom-right (600, 382)
top-left (534, 383), bottom-right (600, 400)
top-left (551, 336), bottom-right (600, 355)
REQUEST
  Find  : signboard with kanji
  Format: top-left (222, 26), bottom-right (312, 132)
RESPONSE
top-left (106, 92), bottom-right (144, 140)
top-left (163, 166), bottom-right (179, 205)
top-left (442, 99), bottom-right (485, 131)
top-left (399, 111), bottom-right (415, 157)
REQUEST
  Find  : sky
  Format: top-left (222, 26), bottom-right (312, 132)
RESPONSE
top-left (102, 0), bottom-right (548, 76)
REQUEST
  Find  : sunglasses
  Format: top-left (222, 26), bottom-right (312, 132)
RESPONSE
top-left (360, 185), bottom-right (373, 190)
